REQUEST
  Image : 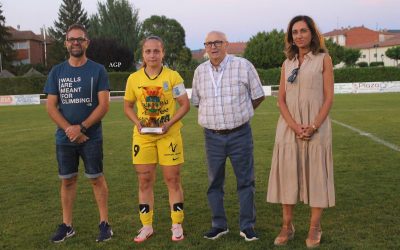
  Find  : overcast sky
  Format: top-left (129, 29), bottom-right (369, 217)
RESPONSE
top-left (2, 0), bottom-right (399, 49)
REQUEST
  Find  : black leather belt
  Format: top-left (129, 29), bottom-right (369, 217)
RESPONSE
top-left (208, 123), bottom-right (247, 135)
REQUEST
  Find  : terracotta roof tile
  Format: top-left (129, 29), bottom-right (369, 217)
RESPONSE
top-left (380, 35), bottom-right (400, 47)
top-left (323, 26), bottom-right (400, 47)
top-left (348, 35), bottom-right (400, 49)
top-left (191, 49), bottom-right (206, 61)
top-left (7, 26), bottom-right (44, 42)
top-left (227, 42), bottom-right (247, 54)
top-left (323, 28), bottom-right (348, 37)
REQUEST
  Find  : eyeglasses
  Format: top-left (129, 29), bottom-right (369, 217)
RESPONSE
top-left (66, 37), bottom-right (87, 43)
top-left (287, 68), bottom-right (299, 83)
top-left (204, 40), bottom-right (224, 48)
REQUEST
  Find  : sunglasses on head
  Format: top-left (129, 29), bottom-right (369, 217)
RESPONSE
top-left (287, 67), bottom-right (299, 83)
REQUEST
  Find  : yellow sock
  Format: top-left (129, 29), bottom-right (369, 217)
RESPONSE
top-left (171, 210), bottom-right (184, 224)
top-left (139, 210), bottom-right (153, 226)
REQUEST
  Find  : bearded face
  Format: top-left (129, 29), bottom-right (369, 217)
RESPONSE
top-left (65, 29), bottom-right (89, 58)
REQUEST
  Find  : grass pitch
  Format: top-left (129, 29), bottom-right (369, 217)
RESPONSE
top-left (0, 93), bottom-right (399, 249)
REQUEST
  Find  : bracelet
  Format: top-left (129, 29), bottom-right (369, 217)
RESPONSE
top-left (312, 124), bottom-right (318, 132)
top-left (80, 123), bottom-right (87, 134)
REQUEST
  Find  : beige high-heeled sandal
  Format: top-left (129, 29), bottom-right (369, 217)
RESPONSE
top-left (274, 224), bottom-right (295, 246)
top-left (306, 226), bottom-right (322, 248)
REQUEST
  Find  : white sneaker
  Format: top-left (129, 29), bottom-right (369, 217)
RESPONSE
top-left (134, 225), bottom-right (154, 243)
top-left (171, 224), bottom-right (184, 241)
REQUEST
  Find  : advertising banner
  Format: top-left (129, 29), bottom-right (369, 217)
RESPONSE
top-left (0, 94), bottom-right (41, 106)
top-left (334, 81), bottom-right (400, 94)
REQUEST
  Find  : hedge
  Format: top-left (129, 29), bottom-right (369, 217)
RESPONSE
top-left (257, 68), bottom-right (281, 86)
top-left (334, 67), bottom-right (400, 82)
top-left (1, 67), bottom-right (400, 95)
top-left (108, 72), bottom-right (130, 91)
top-left (356, 62), bottom-right (368, 67)
top-left (258, 66), bottom-right (400, 85)
top-left (369, 61), bottom-right (385, 67)
top-left (0, 76), bottom-right (47, 96)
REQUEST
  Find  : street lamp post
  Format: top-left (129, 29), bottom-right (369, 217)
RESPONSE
top-left (43, 25), bottom-right (47, 68)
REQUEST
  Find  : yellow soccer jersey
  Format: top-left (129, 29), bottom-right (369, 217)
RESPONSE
top-left (124, 67), bottom-right (184, 135)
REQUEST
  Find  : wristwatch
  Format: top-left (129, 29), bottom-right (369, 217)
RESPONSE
top-left (80, 123), bottom-right (87, 134)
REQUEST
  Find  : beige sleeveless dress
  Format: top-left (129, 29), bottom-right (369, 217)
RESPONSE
top-left (267, 52), bottom-right (335, 208)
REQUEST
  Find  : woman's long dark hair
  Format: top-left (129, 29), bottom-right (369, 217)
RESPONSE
top-left (285, 15), bottom-right (326, 60)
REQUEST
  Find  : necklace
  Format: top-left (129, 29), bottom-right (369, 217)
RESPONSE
top-left (144, 67), bottom-right (163, 80)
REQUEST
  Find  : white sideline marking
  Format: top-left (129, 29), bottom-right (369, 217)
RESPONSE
top-left (332, 119), bottom-right (400, 152)
top-left (0, 121), bottom-right (127, 135)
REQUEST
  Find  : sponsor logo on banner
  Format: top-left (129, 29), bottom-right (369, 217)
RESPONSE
top-left (0, 94), bottom-right (41, 106)
top-left (335, 81), bottom-right (400, 94)
top-left (0, 96), bottom-right (13, 105)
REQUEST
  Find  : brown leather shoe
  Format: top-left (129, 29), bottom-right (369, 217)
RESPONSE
top-left (274, 224), bottom-right (295, 246)
top-left (306, 226), bottom-right (322, 248)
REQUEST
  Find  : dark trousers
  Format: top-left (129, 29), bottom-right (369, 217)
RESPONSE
top-left (204, 123), bottom-right (256, 231)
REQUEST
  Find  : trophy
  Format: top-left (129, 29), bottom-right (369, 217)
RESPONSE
top-left (140, 86), bottom-right (164, 134)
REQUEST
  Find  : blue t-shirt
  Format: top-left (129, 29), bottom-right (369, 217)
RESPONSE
top-left (44, 59), bottom-right (110, 145)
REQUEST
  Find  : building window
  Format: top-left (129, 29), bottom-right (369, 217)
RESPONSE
top-left (11, 58), bottom-right (31, 66)
top-left (362, 55), bottom-right (366, 58)
top-left (21, 59), bottom-right (30, 64)
top-left (12, 41), bottom-right (29, 49)
top-left (374, 53), bottom-right (377, 58)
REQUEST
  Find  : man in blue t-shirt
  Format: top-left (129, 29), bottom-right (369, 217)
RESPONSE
top-left (44, 24), bottom-right (112, 243)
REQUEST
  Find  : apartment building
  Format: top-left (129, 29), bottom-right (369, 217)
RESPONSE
top-left (324, 26), bottom-right (400, 66)
top-left (7, 26), bottom-right (51, 66)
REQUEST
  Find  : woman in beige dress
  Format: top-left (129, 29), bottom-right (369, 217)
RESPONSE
top-left (267, 15), bottom-right (335, 248)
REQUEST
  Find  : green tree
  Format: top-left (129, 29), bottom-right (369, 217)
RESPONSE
top-left (47, 0), bottom-right (89, 66)
top-left (89, 0), bottom-right (141, 61)
top-left (175, 46), bottom-right (194, 70)
top-left (243, 30), bottom-right (285, 69)
top-left (0, 3), bottom-right (13, 69)
top-left (139, 15), bottom-right (191, 69)
top-left (342, 47), bottom-right (361, 67)
top-left (325, 39), bottom-right (345, 66)
top-left (385, 46), bottom-right (400, 66)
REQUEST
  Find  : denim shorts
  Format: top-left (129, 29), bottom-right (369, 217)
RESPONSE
top-left (56, 140), bottom-right (103, 179)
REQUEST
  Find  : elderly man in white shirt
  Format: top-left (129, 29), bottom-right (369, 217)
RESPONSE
top-left (191, 31), bottom-right (265, 242)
